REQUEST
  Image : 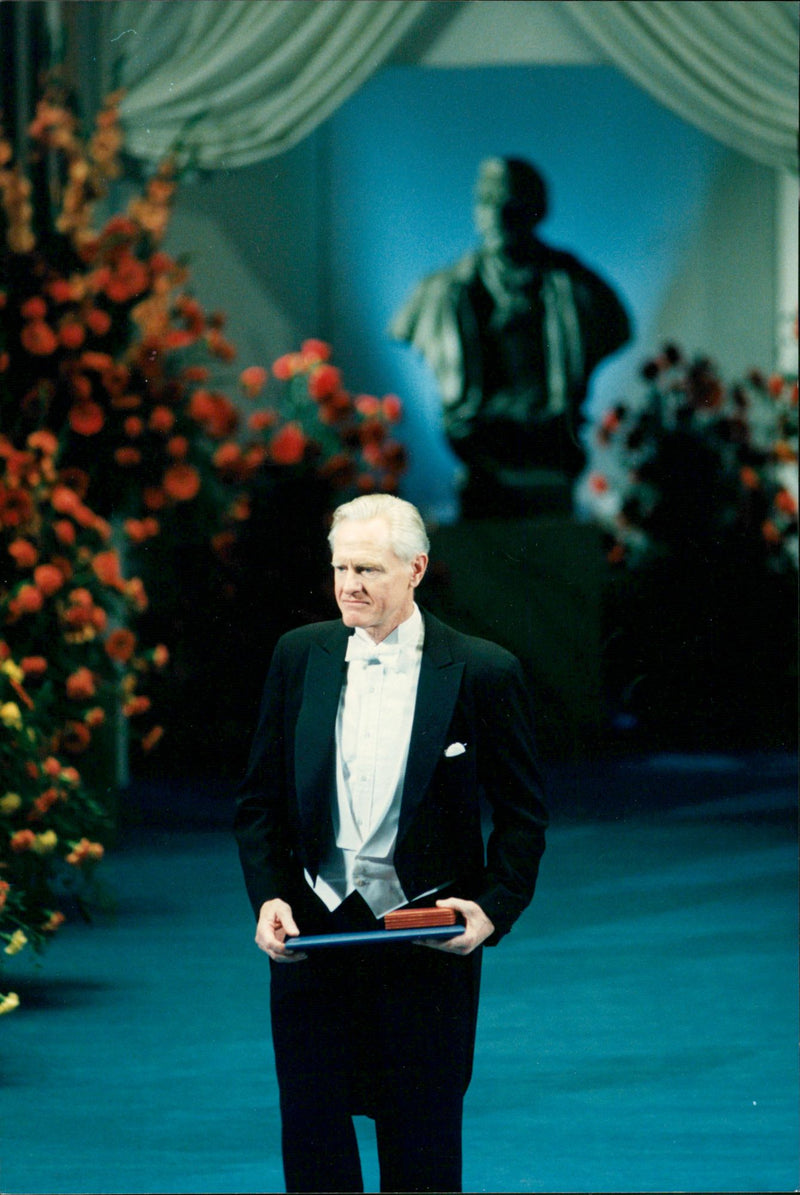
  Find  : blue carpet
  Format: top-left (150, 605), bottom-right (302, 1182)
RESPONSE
top-left (1, 753), bottom-right (797, 1193)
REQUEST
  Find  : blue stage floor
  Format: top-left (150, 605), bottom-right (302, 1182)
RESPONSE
top-left (1, 752), bottom-right (797, 1193)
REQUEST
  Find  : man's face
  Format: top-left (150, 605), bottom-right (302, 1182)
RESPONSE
top-left (331, 517), bottom-right (427, 644)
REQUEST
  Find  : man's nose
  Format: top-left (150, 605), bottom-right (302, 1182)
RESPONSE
top-left (342, 567), bottom-right (363, 591)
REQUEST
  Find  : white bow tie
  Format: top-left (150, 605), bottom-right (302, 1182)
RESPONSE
top-left (345, 637), bottom-right (413, 673)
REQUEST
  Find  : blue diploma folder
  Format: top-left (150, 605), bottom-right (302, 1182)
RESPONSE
top-left (283, 924), bottom-right (463, 951)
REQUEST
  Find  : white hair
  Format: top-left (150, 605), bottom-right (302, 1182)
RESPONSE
top-left (328, 493), bottom-right (430, 562)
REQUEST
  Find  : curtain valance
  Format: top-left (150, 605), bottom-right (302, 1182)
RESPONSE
top-left (108, 0), bottom-right (432, 168)
top-left (107, 0), bottom-right (798, 174)
top-left (562, 1), bottom-right (798, 174)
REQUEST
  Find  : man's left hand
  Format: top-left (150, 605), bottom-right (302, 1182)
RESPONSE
top-left (418, 896), bottom-right (494, 954)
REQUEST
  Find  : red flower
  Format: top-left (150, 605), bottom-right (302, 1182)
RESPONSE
top-left (59, 320), bottom-right (86, 350)
top-left (8, 539), bottom-right (38, 569)
top-left (91, 549), bottom-right (125, 589)
top-left (53, 519), bottom-right (77, 545)
top-left (33, 563), bottom-right (64, 597)
top-left (774, 489), bottom-right (797, 516)
top-left (12, 584), bottom-right (44, 615)
top-left (27, 429), bottom-right (59, 456)
top-left (114, 447), bottom-right (141, 467)
top-left (68, 401), bottom-right (105, 436)
top-left (239, 365), bottom-right (268, 398)
top-left (269, 422), bottom-right (307, 465)
top-left (21, 296), bottom-right (47, 320)
top-left (588, 472), bottom-right (610, 494)
top-left (301, 339), bottom-right (332, 363)
top-left (163, 463), bottom-right (201, 502)
top-left (355, 394), bottom-right (381, 418)
top-left (382, 394), bottom-right (403, 423)
top-left (272, 353), bottom-right (301, 380)
top-left (0, 486), bottom-right (34, 526)
top-left (66, 667), bottom-right (96, 701)
top-left (86, 308), bottom-right (112, 336)
top-left (105, 628), bottom-right (137, 663)
top-left (21, 656), bottom-right (48, 676)
top-left (149, 406), bottom-right (175, 433)
top-left (308, 364), bottom-right (342, 401)
top-left (61, 721), bottom-right (92, 753)
top-left (21, 320), bottom-right (59, 355)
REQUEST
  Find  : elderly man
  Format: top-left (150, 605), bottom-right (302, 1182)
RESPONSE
top-left (235, 493), bottom-right (547, 1193)
top-left (391, 156), bottom-right (631, 516)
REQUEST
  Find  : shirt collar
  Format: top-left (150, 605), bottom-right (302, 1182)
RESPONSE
top-left (351, 603), bottom-right (423, 653)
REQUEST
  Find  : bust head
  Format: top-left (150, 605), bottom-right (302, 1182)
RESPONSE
top-left (473, 157), bottom-right (549, 251)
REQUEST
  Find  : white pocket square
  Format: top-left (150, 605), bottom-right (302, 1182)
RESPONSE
top-left (444, 742), bottom-right (467, 758)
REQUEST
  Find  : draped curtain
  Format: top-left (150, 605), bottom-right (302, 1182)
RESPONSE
top-left (107, 0), bottom-right (798, 174)
top-left (562, 1), bottom-right (798, 174)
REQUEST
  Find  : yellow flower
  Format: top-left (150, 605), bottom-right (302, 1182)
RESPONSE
top-left (0, 660), bottom-right (23, 684)
top-left (4, 930), bottom-right (27, 956)
top-left (33, 829), bottom-right (58, 854)
top-left (0, 703), bottom-right (23, 730)
top-left (0, 792), bottom-right (22, 814)
top-left (0, 992), bottom-right (20, 1015)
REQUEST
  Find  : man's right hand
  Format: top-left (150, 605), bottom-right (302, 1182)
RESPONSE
top-left (255, 898), bottom-right (306, 962)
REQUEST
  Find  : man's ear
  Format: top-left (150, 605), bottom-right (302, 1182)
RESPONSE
top-left (410, 554), bottom-right (429, 587)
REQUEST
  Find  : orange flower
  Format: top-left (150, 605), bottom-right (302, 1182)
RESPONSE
top-left (105, 628), bottom-right (137, 663)
top-left (239, 365), bottom-right (268, 398)
top-left (86, 308), bottom-right (111, 336)
top-left (68, 401), bottom-right (105, 436)
top-left (66, 667), bottom-right (96, 701)
top-left (85, 707), bottom-right (106, 728)
top-left (152, 644), bottom-right (169, 669)
top-left (355, 394), bottom-right (381, 418)
top-left (269, 423), bottom-right (307, 465)
top-left (42, 756), bottom-right (62, 778)
top-left (31, 787), bottom-right (59, 818)
top-left (114, 447), bottom-right (141, 467)
top-left (10, 829), bottom-right (36, 853)
top-left (166, 436), bottom-right (189, 460)
top-left (213, 442), bottom-right (242, 474)
top-left (300, 339), bottom-right (332, 363)
top-left (13, 584), bottom-right (43, 615)
top-left (61, 721), bottom-right (92, 753)
top-left (33, 563), bottom-right (64, 597)
top-left (21, 296), bottom-right (47, 320)
top-left (20, 320), bottom-right (59, 355)
top-left (27, 429), bottom-right (59, 456)
top-left (774, 489), bottom-right (797, 516)
top-left (58, 320), bottom-right (86, 350)
top-left (248, 409), bottom-right (277, 432)
top-left (163, 463), bottom-right (201, 502)
top-left (42, 911), bottom-right (66, 933)
top-left (21, 656), bottom-right (48, 676)
top-left (123, 694), bottom-right (151, 717)
top-left (382, 394), bottom-right (403, 423)
top-left (271, 353), bottom-right (301, 380)
top-left (308, 364), bottom-right (342, 401)
top-left (53, 519), bottom-right (76, 545)
top-left (141, 725), bottom-right (164, 753)
top-left (66, 837), bottom-right (104, 865)
top-left (740, 466), bottom-right (760, 490)
top-left (50, 483), bottom-right (83, 516)
top-left (91, 549), bottom-right (125, 589)
top-left (8, 539), bottom-right (38, 569)
top-left (149, 406), bottom-right (175, 433)
top-left (762, 519), bottom-right (782, 545)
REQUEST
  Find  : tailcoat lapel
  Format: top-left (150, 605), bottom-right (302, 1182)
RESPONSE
top-left (398, 612), bottom-right (464, 843)
top-left (294, 622), bottom-right (348, 866)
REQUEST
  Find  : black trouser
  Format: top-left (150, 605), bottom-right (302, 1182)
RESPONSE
top-left (268, 889), bottom-right (482, 1193)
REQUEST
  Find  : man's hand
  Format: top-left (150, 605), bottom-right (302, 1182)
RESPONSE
top-left (419, 896), bottom-right (494, 955)
top-left (255, 898), bottom-right (306, 962)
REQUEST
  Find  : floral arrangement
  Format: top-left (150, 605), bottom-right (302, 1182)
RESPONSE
top-left (0, 82), bottom-right (408, 1009)
top-left (578, 345), bottom-right (798, 573)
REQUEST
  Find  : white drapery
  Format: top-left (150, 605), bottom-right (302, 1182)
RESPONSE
top-left (108, 0), bottom-right (433, 168)
top-left (562, 0), bottom-right (798, 174)
top-left (108, 0), bottom-right (798, 174)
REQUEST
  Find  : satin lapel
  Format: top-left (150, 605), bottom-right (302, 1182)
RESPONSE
top-left (294, 626), bottom-right (348, 859)
top-left (398, 613), bottom-right (464, 843)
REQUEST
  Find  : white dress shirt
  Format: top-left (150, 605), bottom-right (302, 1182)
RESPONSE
top-left (307, 605), bottom-right (425, 917)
